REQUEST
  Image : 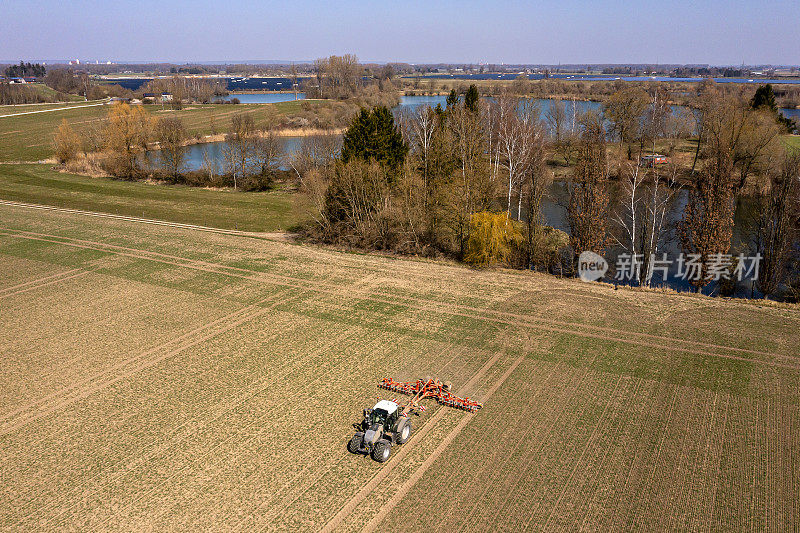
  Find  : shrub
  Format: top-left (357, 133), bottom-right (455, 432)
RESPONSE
top-left (465, 212), bottom-right (524, 267)
top-left (53, 119), bottom-right (81, 163)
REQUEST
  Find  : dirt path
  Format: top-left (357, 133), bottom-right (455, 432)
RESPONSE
top-left (360, 354), bottom-right (526, 532)
top-left (0, 101), bottom-right (107, 118)
top-left (1, 226), bottom-right (796, 372)
top-left (320, 350), bottom-right (507, 533)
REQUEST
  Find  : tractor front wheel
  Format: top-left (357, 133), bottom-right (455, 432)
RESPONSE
top-left (348, 433), bottom-right (363, 454)
top-left (396, 418), bottom-right (412, 444)
top-left (372, 439), bottom-right (391, 462)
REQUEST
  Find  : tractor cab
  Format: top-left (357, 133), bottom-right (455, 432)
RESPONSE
top-left (368, 400), bottom-right (398, 428)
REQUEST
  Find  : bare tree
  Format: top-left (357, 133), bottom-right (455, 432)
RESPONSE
top-left (605, 86), bottom-right (650, 160)
top-left (289, 132), bottom-right (341, 182)
top-left (613, 160), bottom-right (680, 285)
top-left (444, 102), bottom-right (492, 258)
top-left (568, 112), bottom-right (611, 263)
top-left (545, 99), bottom-right (566, 145)
top-left (613, 162), bottom-right (647, 282)
top-left (752, 153), bottom-right (800, 297)
top-left (642, 163), bottom-right (680, 285)
top-left (691, 82), bottom-right (782, 192)
top-left (246, 132), bottom-right (285, 190)
top-left (679, 146), bottom-right (736, 291)
top-left (53, 119), bottom-right (81, 164)
top-left (493, 93), bottom-right (542, 219)
top-left (104, 103), bottom-right (152, 178)
top-left (154, 117), bottom-right (187, 180)
top-left (223, 113), bottom-right (258, 189)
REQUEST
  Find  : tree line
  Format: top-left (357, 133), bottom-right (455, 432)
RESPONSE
top-left (3, 61), bottom-right (46, 78)
top-left (298, 82), bottom-right (799, 300)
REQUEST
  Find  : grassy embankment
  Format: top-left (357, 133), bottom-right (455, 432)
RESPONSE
top-left (0, 100), bottom-right (316, 162)
top-left (0, 164), bottom-right (297, 232)
top-left (784, 135), bottom-right (800, 150)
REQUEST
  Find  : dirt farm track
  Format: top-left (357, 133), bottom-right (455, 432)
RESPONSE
top-left (0, 201), bottom-right (798, 531)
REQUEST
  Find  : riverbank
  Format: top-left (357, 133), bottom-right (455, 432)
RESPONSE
top-left (178, 127), bottom-right (344, 148)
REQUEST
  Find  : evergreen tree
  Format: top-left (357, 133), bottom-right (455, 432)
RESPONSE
top-left (751, 84), bottom-right (777, 112)
top-left (341, 106), bottom-right (408, 170)
top-left (464, 84), bottom-right (479, 113)
top-left (446, 89), bottom-right (459, 109)
top-left (751, 84), bottom-right (795, 132)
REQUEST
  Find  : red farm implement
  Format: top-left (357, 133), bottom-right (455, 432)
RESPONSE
top-left (379, 377), bottom-right (483, 414)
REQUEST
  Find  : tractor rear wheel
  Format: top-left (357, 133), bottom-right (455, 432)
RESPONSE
top-left (396, 418), bottom-right (412, 444)
top-left (372, 439), bottom-right (391, 462)
top-left (348, 433), bottom-right (363, 454)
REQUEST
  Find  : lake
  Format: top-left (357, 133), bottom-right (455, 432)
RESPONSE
top-left (102, 77), bottom-right (298, 91)
top-left (161, 136), bottom-right (306, 173)
top-left (781, 107), bottom-right (800, 121)
top-left (163, 96), bottom-right (606, 173)
top-left (214, 92), bottom-right (305, 104)
top-left (399, 94), bottom-right (603, 114)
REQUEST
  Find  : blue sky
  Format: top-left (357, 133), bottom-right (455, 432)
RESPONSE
top-left (1, 0), bottom-right (798, 64)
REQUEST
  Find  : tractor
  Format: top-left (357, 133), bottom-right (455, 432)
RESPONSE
top-left (348, 377), bottom-right (483, 462)
top-left (348, 400), bottom-right (412, 462)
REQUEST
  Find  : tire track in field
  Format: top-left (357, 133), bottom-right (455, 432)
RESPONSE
top-left (540, 375), bottom-right (626, 530)
top-left (0, 227), bottom-right (797, 370)
top-left (245, 338), bottom-right (489, 532)
top-left (0, 288), bottom-right (297, 435)
top-left (361, 354), bottom-right (526, 533)
top-left (320, 349), bottom-right (506, 533)
top-left (0, 268), bottom-right (89, 298)
top-left (0, 199), bottom-right (794, 322)
top-left (155, 327), bottom-right (388, 531)
top-left (0, 101), bottom-right (107, 118)
top-left (1, 204), bottom-right (795, 346)
top-left (0, 199), bottom-right (633, 299)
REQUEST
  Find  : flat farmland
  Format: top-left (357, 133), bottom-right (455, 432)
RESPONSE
top-left (1, 203), bottom-right (798, 531)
